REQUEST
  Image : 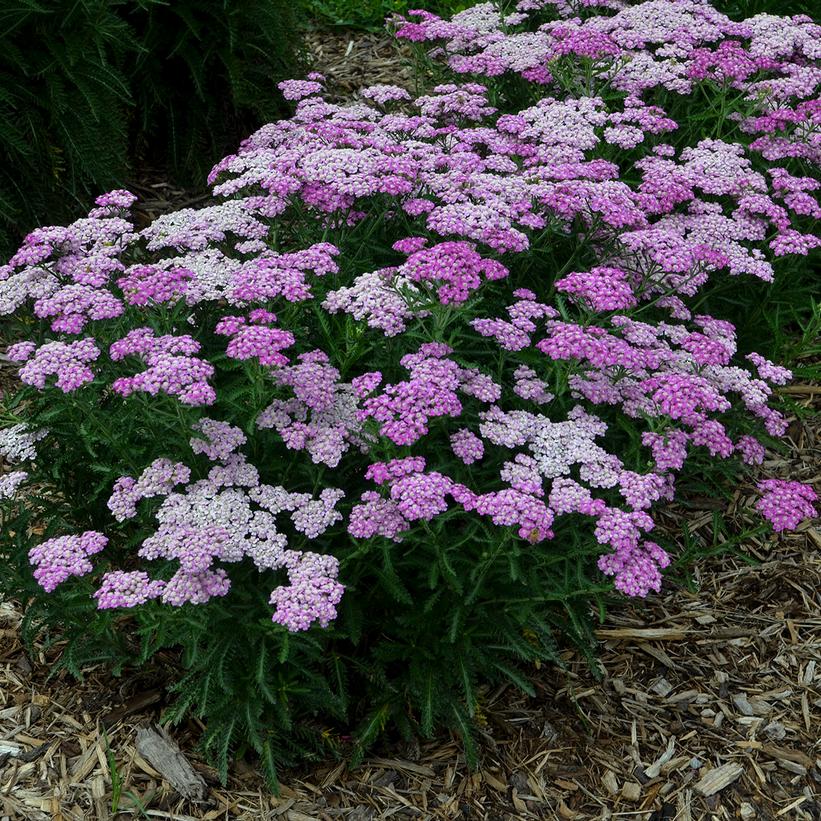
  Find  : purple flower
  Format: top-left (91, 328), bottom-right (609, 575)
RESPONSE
top-left (398, 240), bottom-right (508, 305)
top-left (110, 329), bottom-right (215, 406)
top-left (190, 419), bottom-right (247, 462)
top-left (474, 489), bottom-right (554, 542)
top-left (598, 541), bottom-right (670, 598)
top-left (360, 345), bottom-right (463, 446)
top-left (556, 267), bottom-right (637, 312)
top-left (450, 428), bottom-right (484, 464)
top-left (756, 480), bottom-right (817, 532)
top-left (736, 435), bottom-right (765, 465)
top-left (29, 531), bottom-right (108, 592)
top-left (0, 471), bottom-right (28, 499)
top-left (33, 284), bottom-right (123, 333)
top-left (323, 269), bottom-right (427, 337)
top-left (5, 0), bottom-right (818, 618)
top-left (118, 264), bottom-right (192, 306)
top-left (390, 471), bottom-right (453, 521)
top-left (361, 84), bottom-right (412, 105)
top-left (18, 338), bottom-right (100, 392)
top-left (107, 459), bottom-right (191, 521)
top-left (269, 552), bottom-right (343, 632)
top-left (348, 492), bottom-right (409, 541)
top-left (95, 571), bottom-right (166, 609)
top-left (161, 568), bottom-right (232, 606)
top-left (215, 313), bottom-right (295, 366)
top-left (278, 78), bottom-right (324, 101)
top-left (94, 190), bottom-right (137, 209)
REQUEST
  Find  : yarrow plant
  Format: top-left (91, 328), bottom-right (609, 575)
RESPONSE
top-left (1, 0), bottom-right (818, 785)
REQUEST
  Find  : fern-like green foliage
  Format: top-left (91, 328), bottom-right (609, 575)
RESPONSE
top-left (125, 0), bottom-right (305, 182)
top-left (0, 1), bottom-right (133, 253)
top-left (0, 0), bottom-right (305, 256)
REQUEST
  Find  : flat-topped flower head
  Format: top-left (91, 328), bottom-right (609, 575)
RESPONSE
top-left (110, 329), bottom-right (215, 406)
top-left (756, 480), bottom-right (817, 532)
top-left (17, 338), bottom-right (100, 392)
top-left (29, 531), bottom-right (108, 592)
top-left (0, 471), bottom-right (28, 500)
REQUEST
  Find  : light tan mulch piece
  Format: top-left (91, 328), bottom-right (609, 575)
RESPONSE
top-left (1, 27), bottom-right (819, 821)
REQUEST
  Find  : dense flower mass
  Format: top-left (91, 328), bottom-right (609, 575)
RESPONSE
top-left (1, 0), bottom-right (818, 639)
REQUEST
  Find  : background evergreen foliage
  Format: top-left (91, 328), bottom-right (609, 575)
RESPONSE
top-left (0, 1), bottom-right (133, 251)
top-left (126, 0), bottom-right (305, 181)
top-left (0, 0), bottom-right (305, 256)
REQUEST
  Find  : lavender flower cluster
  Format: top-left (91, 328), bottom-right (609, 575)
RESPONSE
top-left (101, 419), bottom-right (345, 630)
top-left (1, 0), bottom-right (817, 632)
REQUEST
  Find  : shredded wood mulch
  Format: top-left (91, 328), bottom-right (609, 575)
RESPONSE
top-left (304, 28), bottom-right (418, 101)
top-left (2, 27), bottom-right (820, 821)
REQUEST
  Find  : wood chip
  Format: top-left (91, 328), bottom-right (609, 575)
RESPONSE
top-left (695, 762), bottom-right (744, 796)
top-left (595, 628), bottom-right (688, 641)
top-left (601, 770), bottom-right (619, 796)
top-left (733, 694), bottom-right (755, 715)
top-left (760, 745), bottom-right (814, 768)
top-left (644, 737), bottom-right (676, 779)
top-left (482, 770), bottom-right (507, 792)
top-left (135, 726), bottom-right (207, 801)
top-left (369, 757), bottom-right (435, 777)
top-left (777, 796), bottom-right (809, 816)
top-left (0, 741), bottom-right (22, 758)
top-left (667, 689), bottom-right (700, 703)
top-left (621, 782), bottom-right (642, 802)
top-left (776, 760), bottom-right (807, 775)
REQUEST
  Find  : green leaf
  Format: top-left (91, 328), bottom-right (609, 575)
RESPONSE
top-left (449, 704), bottom-right (479, 769)
top-left (420, 671), bottom-right (435, 736)
top-left (259, 737), bottom-right (281, 794)
top-left (489, 660), bottom-right (536, 697)
top-left (351, 703), bottom-right (391, 767)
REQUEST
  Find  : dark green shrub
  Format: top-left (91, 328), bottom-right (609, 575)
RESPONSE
top-left (0, 2), bottom-right (133, 251)
top-left (0, 0), bottom-right (305, 256)
top-left (126, 0), bottom-right (306, 181)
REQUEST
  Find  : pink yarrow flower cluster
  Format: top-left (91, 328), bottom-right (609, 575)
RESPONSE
top-left (11, 338), bottom-right (100, 392)
top-left (215, 310), bottom-right (296, 366)
top-left (29, 531), bottom-right (108, 592)
top-left (110, 328), bottom-right (216, 406)
top-left (756, 480), bottom-right (817, 532)
top-left (93, 424), bottom-right (346, 630)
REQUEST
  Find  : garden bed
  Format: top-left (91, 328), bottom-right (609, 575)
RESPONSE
top-left (1, 5), bottom-right (820, 820)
